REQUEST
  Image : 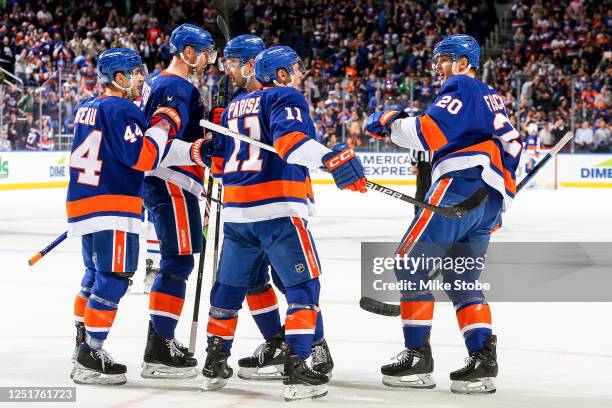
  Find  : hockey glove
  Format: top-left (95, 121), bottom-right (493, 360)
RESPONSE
top-left (365, 110), bottom-right (408, 139)
top-left (190, 138), bottom-right (215, 168)
top-left (150, 96), bottom-right (182, 136)
top-left (209, 105), bottom-right (226, 125)
top-left (322, 143), bottom-right (367, 193)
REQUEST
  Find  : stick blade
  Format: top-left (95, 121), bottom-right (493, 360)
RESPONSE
top-left (450, 187), bottom-right (488, 218)
top-left (359, 297), bottom-right (400, 317)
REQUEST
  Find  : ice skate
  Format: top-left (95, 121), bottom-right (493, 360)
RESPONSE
top-left (311, 338), bottom-right (334, 377)
top-left (141, 321), bottom-right (197, 379)
top-left (381, 333), bottom-right (435, 389)
top-left (143, 259), bottom-right (158, 294)
top-left (282, 342), bottom-right (328, 401)
top-left (450, 334), bottom-right (498, 394)
top-left (70, 322), bottom-right (86, 379)
top-left (201, 336), bottom-right (233, 391)
top-left (237, 334), bottom-right (285, 380)
top-left (72, 344), bottom-right (127, 385)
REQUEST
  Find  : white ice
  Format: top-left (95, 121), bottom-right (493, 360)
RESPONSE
top-left (1, 185), bottom-right (611, 408)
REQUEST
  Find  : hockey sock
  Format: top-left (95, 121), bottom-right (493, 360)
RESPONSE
top-left (83, 272), bottom-right (129, 350)
top-left (149, 255), bottom-right (192, 339)
top-left (456, 303), bottom-right (492, 355)
top-left (313, 306), bottom-right (324, 343)
top-left (246, 284), bottom-right (282, 340)
top-left (207, 282), bottom-right (248, 356)
top-left (285, 279), bottom-right (320, 359)
top-left (401, 301), bottom-right (434, 349)
top-left (74, 286), bottom-right (91, 324)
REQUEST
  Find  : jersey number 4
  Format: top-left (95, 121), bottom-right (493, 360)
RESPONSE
top-left (70, 130), bottom-right (102, 186)
top-left (225, 117), bottom-right (263, 172)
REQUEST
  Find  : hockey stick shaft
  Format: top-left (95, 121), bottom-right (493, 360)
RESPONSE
top-left (216, 16), bottom-right (231, 107)
top-left (360, 132), bottom-right (575, 317)
top-left (200, 120), bottom-right (486, 217)
top-left (189, 172), bottom-right (215, 353)
top-left (28, 231), bottom-right (68, 266)
top-left (212, 183), bottom-right (222, 284)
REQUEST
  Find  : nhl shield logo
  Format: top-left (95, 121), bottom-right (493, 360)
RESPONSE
top-left (295, 263), bottom-right (305, 273)
top-left (92, 252), bottom-right (98, 262)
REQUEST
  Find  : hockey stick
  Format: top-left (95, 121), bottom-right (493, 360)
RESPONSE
top-left (28, 231), bottom-right (68, 266)
top-left (189, 171), bottom-right (215, 353)
top-left (216, 15), bottom-right (231, 107)
top-left (211, 183), bottom-right (222, 284)
top-left (200, 119), bottom-right (488, 218)
top-left (359, 131), bottom-right (575, 317)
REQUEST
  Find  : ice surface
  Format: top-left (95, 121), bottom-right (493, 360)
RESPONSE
top-left (1, 185), bottom-right (611, 407)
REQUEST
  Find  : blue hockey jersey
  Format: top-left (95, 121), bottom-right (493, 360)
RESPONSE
top-left (66, 95), bottom-right (166, 236)
top-left (140, 71), bottom-right (205, 196)
top-left (389, 75), bottom-right (522, 210)
top-left (211, 86), bottom-right (327, 223)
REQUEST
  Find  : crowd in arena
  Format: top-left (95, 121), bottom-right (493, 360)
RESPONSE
top-left (0, 0), bottom-right (609, 152)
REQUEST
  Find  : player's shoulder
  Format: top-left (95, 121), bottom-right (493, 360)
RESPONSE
top-left (150, 71), bottom-right (196, 100)
top-left (439, 75), bottom-right (483, 98)
top-left (99, 96), bottom-right (144, 122)
top-left (262, 86), bottom-right (307, 106)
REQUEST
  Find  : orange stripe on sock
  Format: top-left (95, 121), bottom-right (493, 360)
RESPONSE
top-left (149, 291), bottom-right (185, 316)
top-left (84, 307), bottom-right (117, 328)
top-left (400, 301), bottom-right (434, 320)
top-left (291, 217), bottom-right (320, 278)
top-left (207, 316), bottom-right (238, 337)
top-left (167, 182), bottom-right (191, 255)
top-left (74, 294), bottom-right (87, 318)
top-left (285, 309), bottom-right (317, 331)
top-left (456, 303), bottom-right (492, 330)
top-left (246, 287), bottom-right (278, 312)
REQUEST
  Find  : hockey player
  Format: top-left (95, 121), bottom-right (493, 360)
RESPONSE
top-left (217, 34), bottom-right (334, 381)
top-left (365, 34), bottom-right (522, 394)
top-left (138, 23), bottom-right (217, 379)
top-left (69, 48), bottom-right (208, 385)
top-left (523, 122), bottom-right (540, 176)
top-left (200, 46), bottom-right (366, 400)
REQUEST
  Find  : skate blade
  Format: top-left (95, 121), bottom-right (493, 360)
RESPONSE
top-left (382, 373), bottom-right (436, 389)
top-left (72, 366), bottom-right (126, 385)
top-left (140, 362), bottom-right (198, 380)
top-left (450, 377), bottom-right (496, 394)
top-left (282, 384), bottom-right (328, 401)
top-left (237, 365), bottom-right (284, 381)
top-left (201, 376), bottom-right (228, 391)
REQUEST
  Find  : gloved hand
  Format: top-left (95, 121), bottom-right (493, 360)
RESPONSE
top-left (190, 137), bottom-right (215, 167)
top-left (209, 105), bottom-right (226, 125)
top-left (365, 110), bottom-right (408, 139)
top-left (150, 97), bottom-right (182, 136)
top-left (322, 143), bottom-right (367, 193)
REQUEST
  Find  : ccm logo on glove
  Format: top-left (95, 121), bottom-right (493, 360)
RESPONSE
top-left (325, 148), bottom-right (356, 170)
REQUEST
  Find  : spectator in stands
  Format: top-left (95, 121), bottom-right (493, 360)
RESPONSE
top-left (575, 121), bottom-right (595, 151)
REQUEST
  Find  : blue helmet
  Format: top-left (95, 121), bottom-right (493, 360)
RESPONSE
top-left (224, 34), bottom-right (265, 64)
top-left (96, 48), bottom-right (142, 84)
top-left (254, 46), bottom-right (305, 85)
top-left (432, 34), bottom-right (480, 69)
top-left (170, 24), bottom-right (215, 54)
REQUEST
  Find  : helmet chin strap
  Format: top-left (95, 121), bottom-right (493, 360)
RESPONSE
top-left (451, 60), bottom-right (472, 75)
top-left (241, 65), bottom-right (255, 88)
top-left (111, 74), bottom-right (135, 100)
top-left (273, 72), bottom-right (295, 87)
top-left (180, 51), bottom-right (201, 82)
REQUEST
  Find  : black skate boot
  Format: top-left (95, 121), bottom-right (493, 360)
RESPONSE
top-left (381, 333), bottom-right (435, 389)
top-left (237, 332), bottom-right (286, 380)
top-left (70, 322), bottom-right (86, 379)
top-left (282, 342), bottom-right (328, 401)
top-left (201, 336), bottom-right (233, 391)
top-left (141, 321), bottom-right (198, 379)
top-left (450, 334), bottom-right (498, 394)
top-left (143, 259), bottom-right (158, 294)
top-left (311, 338), bottom-right (334, 376)
top-left (72, 344), bottom-right (127, 385)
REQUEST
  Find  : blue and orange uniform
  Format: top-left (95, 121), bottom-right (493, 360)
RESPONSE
top-left (140, 70), bottom-right (205, 340)
top-left (68, 94), bottom-right (171, 350)
top-left (367, 72), bottom-right (522, 356)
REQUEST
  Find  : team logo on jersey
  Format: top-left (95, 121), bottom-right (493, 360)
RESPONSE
top-left (295, 263), bottom-right (305, 273)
